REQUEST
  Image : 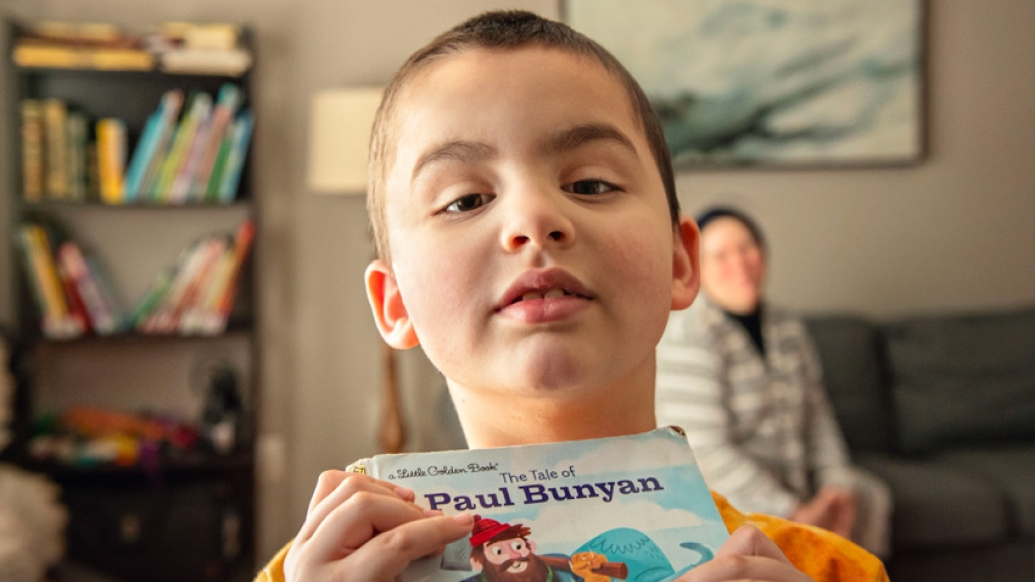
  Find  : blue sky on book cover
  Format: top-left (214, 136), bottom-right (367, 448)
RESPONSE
top-left (362, 427), bottom-right (728, 582)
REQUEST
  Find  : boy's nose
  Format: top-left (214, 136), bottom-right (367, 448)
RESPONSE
top-left (500, 188), bottom-right (575, 252)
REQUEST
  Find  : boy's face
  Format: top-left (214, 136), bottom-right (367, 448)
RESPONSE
top-left (367, 46), bottom-right (698, 401)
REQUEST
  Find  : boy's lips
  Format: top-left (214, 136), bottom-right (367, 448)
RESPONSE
top-left (496, 268), bottom-right (593, 323)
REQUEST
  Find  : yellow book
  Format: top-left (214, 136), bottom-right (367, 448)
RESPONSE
top-left (96, 118), bottom-right (126, 203)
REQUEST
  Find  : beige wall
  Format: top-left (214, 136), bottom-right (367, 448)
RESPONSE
top-left (1, 0), bottom-right (1032, 567)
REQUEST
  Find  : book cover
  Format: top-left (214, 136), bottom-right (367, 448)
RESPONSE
top-left (21, 99), bottom-right (45, 201)
top-left (58, 242), bottom-right (121, 335)
top-left (351, 427), bottom-right (728, 582)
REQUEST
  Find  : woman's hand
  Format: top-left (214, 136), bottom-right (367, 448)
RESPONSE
top-left (679, 525), bottom-right (814, 582)
top-left (284, 470), bottom-right (474, 582)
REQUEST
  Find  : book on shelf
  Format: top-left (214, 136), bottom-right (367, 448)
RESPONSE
top-left (348, 427), bottom-right (728, 582)
top-left (17, 223), bottom-right (80, 339)
top-left (191, 84), bottom-right (241, 200)
top-left (124, 90), bottom-right (183, 202)
top-left (96, 118), bottom-right (127, 204)
top-left (21, 99), bottom-right (45, 201)
top-left (42, 99), bottom-right (69, 200)
top-left (65, 111), bottom-right (88, 201)
top-left (215, 109), bottom-right (254, 202)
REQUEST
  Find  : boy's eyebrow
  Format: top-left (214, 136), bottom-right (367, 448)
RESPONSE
top-left (412, 140), bottom-right (496, 182)
top-left (541, 123), bottom-right (638, 157)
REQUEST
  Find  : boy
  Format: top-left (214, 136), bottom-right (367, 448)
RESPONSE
top-left (259, 10), bottom-right (887, 582)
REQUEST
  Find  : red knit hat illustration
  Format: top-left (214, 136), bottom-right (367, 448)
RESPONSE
top-left (470, 516), bottom-right (512, 547)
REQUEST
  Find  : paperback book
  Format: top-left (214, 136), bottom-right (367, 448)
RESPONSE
top-left (348, 427), bottom-right (728, 582)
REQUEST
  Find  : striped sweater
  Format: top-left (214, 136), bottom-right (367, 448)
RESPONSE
top-left (656, 298), bottom-right (854, 517)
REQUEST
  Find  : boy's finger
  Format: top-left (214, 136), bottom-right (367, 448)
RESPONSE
top-left (345, 513), bottom-right (475, 581)
top-left (308, 491), bottom-right (440, 559)
top-left (300, 474), bottom-right (416, 542)
top-left (683, 527), bottom-right (811, 581)
top-left (307, 471), bottom-right (414, 515)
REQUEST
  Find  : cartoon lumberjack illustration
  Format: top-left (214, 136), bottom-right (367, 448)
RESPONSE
top-left (465, 516), bottom-right (627, 582)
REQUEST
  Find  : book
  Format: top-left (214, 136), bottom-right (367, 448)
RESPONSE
top-left (21, 99), bottom-right (45, 201)
top-left (216, 109), bottom-right (254, 202)
top-left (96, 117), bottom-right (127, 203)
top-left (349, 427), bottom-right (728, 582)
top-left (65, 110), bottom-right (88, 201)
top-left (206, 218), bottom-right (255, 333)
top-left (43, 99), bottom-right (68, 199)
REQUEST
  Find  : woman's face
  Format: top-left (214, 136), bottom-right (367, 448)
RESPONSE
top-left (698, 217), bottom-right (766, 314)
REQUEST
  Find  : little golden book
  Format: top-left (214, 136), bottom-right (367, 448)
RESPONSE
top-left (346, 427), bottom-right (729, 582)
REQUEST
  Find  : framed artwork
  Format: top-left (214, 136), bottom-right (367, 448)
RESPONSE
top-left (563, 0), bottom-right (926, 168)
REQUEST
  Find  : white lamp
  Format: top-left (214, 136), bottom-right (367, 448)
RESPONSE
top-left (307, 87), bottom-right (384, 194)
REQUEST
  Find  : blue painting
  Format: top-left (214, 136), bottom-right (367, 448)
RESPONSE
top-left (565, 0), bottom-right (925, 168)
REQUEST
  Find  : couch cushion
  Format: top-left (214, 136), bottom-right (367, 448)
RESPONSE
top-left (855, 452), bottom-right (1009, 548)
top-left (805, 316), bottom-right (893, 452)
top-left (884, 307), bottom-right (1035, 455)
top-left (936, 445), bottom-right (1035, 538)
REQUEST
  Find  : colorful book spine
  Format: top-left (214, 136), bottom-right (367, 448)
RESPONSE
top-left (216, 109), bottom-right (254, 203)
top-left (207, 218), bottom-right (255, 333)
top-left (169, 104), bottom-right (214, 203)
top-left (97, 118), bottom-right (127, 204)
top-left (151, 92), bottom-right (211, 202)
top-left (58, 242), bottom-right (121, 335)
top-left (43, 99), bottom-right (69, 199)
top-left (191, 84), bottom-right (241, 200)
top-left (21, 99), bottom-right (44, 202)
top-left (136, 90), bottom-right (185, 200)
top-left (19, 224), bottom-right (81, 339)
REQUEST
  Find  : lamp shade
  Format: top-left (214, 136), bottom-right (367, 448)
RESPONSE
top-left (307, 87), bottom-right (384, 194)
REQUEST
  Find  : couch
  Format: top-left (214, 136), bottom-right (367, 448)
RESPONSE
top-left (804, 306), bottom-right (1035, 582)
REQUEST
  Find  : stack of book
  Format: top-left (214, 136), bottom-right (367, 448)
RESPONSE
top-left (12, 21), bottom-right (153, 71)
top-left (132, 219), bottom-right (255, 336)
top-left (17, 221), bottom-right (125, 340)
top-left (21, 84), bottom-right (253, 204)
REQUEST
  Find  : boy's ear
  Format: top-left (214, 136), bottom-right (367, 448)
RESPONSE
top-left (365, 259), bottom-right (420, 349)
top-left (670, 215), bottom-right (700, 310)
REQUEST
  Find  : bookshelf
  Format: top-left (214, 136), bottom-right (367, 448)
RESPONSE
top-left (2, 20), bottom-right (259, 582)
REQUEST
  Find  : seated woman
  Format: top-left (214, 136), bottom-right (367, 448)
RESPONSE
top-left (656, 206), bottom-right (891, 558)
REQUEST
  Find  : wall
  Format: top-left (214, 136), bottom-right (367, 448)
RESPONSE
top-left (0, 0), bottom-right (1032, 568)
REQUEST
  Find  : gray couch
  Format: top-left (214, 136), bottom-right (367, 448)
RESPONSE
top-left (805, 307), bottom-right (1035, 582)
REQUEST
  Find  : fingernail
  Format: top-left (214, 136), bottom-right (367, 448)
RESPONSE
top-left (394, 486), bottom-right (415, 499)
top-left (452, 513), bottom-right (474, 526)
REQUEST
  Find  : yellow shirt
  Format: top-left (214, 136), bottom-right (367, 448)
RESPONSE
top-left (255, 492), bottom-right (888, 582)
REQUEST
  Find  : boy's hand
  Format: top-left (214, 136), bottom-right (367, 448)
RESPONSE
top-left (679, 526), bottom-right (814, 582)
top-left (284, 470), bottom-right (474, 582)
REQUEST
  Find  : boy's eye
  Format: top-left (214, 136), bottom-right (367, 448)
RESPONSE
top-left (444, 193), bottom-right (492, 213)
top-left (566, 180), bottom-right (619, 195)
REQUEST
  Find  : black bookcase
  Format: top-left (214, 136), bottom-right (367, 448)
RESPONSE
top-left (2, 20), bottom-right (260, 582)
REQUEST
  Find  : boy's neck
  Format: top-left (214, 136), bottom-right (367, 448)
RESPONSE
top-left (448, 369), bottom-right (659, 449)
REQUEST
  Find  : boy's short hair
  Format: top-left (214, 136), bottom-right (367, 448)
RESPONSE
top-left (367, 10), bottom-right (680, 262)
